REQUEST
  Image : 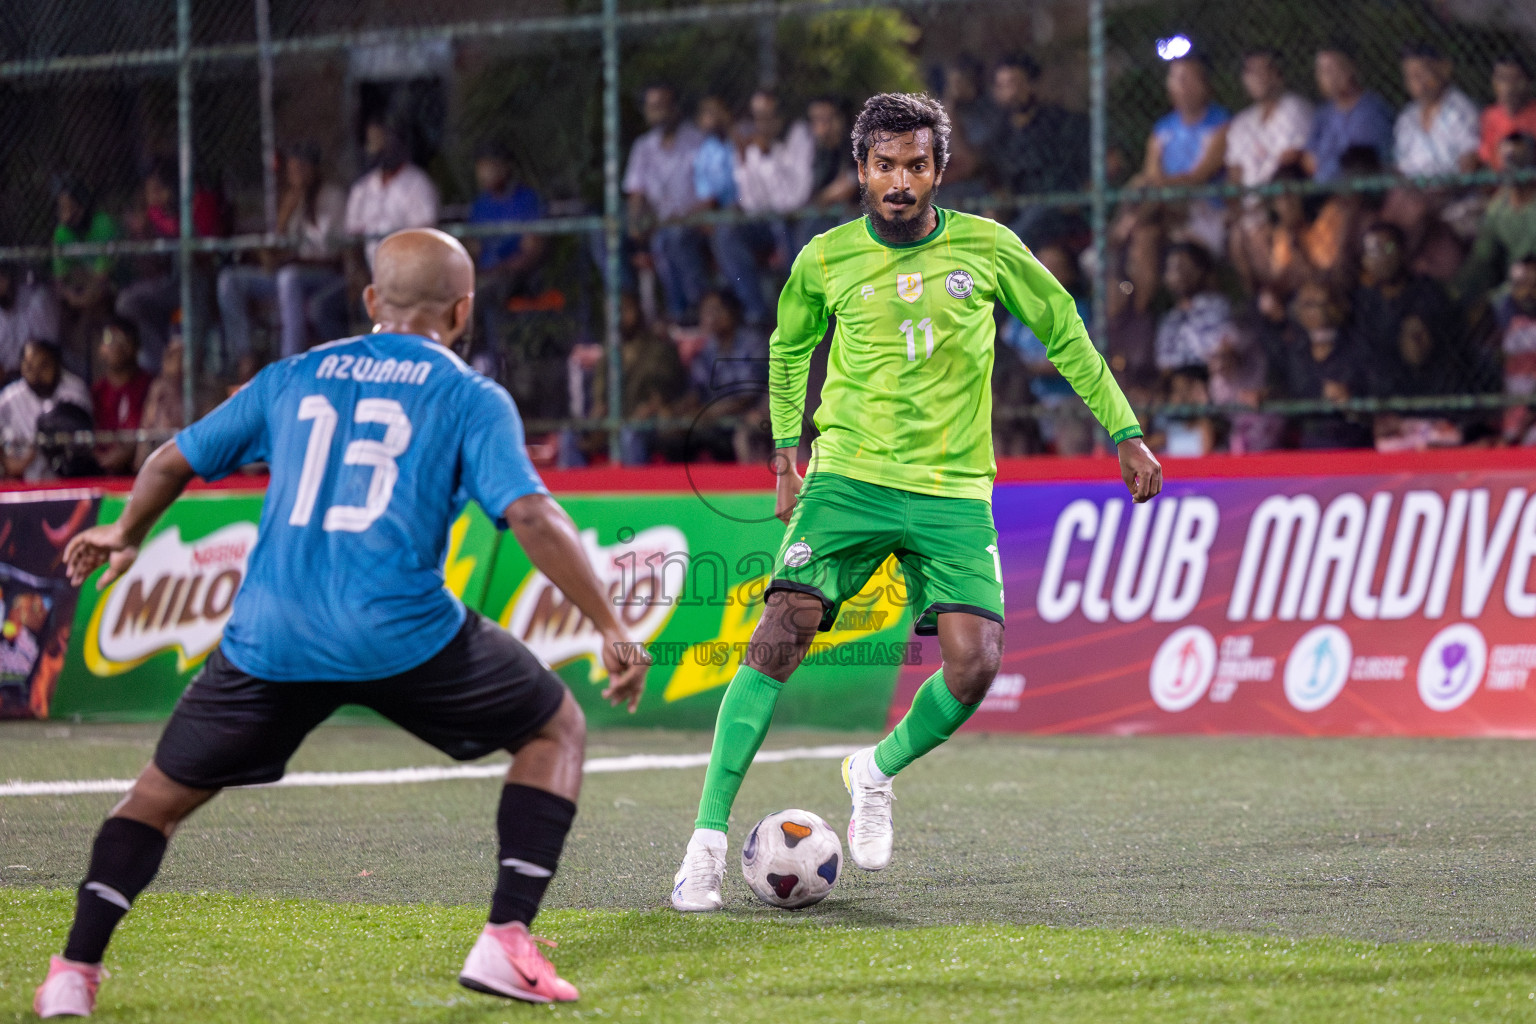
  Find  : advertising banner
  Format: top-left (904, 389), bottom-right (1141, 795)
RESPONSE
top-left (891, 463), bottom-right (1536, 737)
top-left (0, 490), bottom-right (99, 719)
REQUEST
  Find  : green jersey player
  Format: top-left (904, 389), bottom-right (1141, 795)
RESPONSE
top-left (670, 92), bottom-right (1162, 911)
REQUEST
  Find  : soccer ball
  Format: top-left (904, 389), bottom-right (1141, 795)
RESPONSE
top-left (740, 809), bottom-right (843, 909)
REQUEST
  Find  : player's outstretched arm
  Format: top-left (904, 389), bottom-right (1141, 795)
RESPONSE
top-left (504, 493), bottom-right (653, 712)
top-left (64, 440), bottom-right (197, 588)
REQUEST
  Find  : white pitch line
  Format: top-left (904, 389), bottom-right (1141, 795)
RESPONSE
top-left (0, 744), bottom-right (857, 798)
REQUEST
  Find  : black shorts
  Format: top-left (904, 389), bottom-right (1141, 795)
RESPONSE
top-left (154, 611), bottom-right (568, 790)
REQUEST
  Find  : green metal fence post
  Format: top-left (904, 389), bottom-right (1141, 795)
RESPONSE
top-left (177, 0), bottom-right (196, 422)
top-left (602, 0), bottom-right (623, 465)
top-left (1088, 0), bottom-right (1108, 349)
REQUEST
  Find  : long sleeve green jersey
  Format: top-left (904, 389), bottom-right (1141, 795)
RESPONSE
top-left (769, 207), bottom-right (1142, 501)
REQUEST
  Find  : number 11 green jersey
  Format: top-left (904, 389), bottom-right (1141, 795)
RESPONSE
top-left (769, 208), bottom-right (1142, 502)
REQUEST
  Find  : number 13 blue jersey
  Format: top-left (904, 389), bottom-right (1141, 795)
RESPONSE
top-left (175, 333), bottom-right (547, 681)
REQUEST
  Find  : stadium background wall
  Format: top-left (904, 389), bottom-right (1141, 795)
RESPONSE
top-left (10, 447), bottom-right (1536, 734)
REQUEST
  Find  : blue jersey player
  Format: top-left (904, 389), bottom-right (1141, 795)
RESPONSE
top-left (37, 229), bottom-right (650, 1017)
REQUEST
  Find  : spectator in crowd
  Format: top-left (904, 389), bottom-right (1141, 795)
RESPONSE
top-left (937, 54), bottom-right (995, 200)
top-left (0, 262), bottom-right (59, 379)
top-left (345, 119), bottom-right (440, 271)
top-left (1497, 255), bottom-right (1536, 444)
top-left (115, 161), bottom-right (188, 374)
top-left (1115, 54), bottom-right (1229, 313)
top-left (1226, 49), bottom-right (1314, 194)
top-left (1457, 132), bottom-right (1536, 300)
top-left (714, 89), bottom-right (814, 324)
top-left (590, 291), bottom-right (688, 464)
top-left (624, 84), bottom-right (707, 324)
top-left (1153, 364), bottom-right (1216, 457)
top-left (1353, 221), bottom-right (1454, 360)
top-left (1209, 325), bottom-right (1284, 454)
top-left (1304, 45), bottom-right (1395, 182)
top-left (683, 289), bottom-right (769, 462)
top-left (135, 335), bottom-right (184, 470)
top-left (1480, 54), bottom-right (1536, 170)
top-left (218, 142), bottom-right (349, 362)
top-left (52, 177), bottom-right (118, 381)
top-left (1231, 163), bottom-right (1323, 305)
top-left (692, 96), bottom-right (739, 214)
top-left (467, 140), bottom-right (547, 352)
top-left (1154, 241), bottom-right (1237, 373)
top-left (987, 53), bottom-right (1090, 198)
top-left (90, 318), bottom-right (152, 475)
top-left (800, 97), bottom-right (859, 245)
top-left (0, 341), bottom-right (92, 480)
top-left (1278, 282), bottom-right (1374, 449)
top-left (1393, 42), bottom-right (1480, 178)
top-left (1372, 312), bottom-right (1485, 451)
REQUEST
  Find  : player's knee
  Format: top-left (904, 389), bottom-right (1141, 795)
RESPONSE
top-left (543, 692), bottom-right (586, 752)
top-left (944, 637), bottom-right (1003, 705)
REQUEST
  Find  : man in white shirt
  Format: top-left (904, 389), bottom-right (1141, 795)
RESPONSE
top-left (0, 341), bottom-right (92, 480)
top-left (1394, 43), bottom-right (1480, 177)
top-left (0, 264), bottom-right (60, 377)
top-left (344, 121), bottom-right (440, 269)
top-left (1227, 49), bottom-right (1313, 190)
top-left (713, 90), bottom-right (814, 325)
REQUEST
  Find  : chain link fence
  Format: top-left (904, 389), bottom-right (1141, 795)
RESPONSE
top-left (2, 0), bottom-right (1534, 479)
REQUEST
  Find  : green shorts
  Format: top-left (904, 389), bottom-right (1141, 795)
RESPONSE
top-left (769, 472), bottom-right (1004, 636)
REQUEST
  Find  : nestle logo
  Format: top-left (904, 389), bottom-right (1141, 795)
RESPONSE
top-left (191, 542), bottom-right (248, 567)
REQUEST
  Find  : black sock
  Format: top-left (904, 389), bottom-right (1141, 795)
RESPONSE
top-left (63, 817), bottom-right (168, 964)
top-left (489, 784), bottom-right (576, 927)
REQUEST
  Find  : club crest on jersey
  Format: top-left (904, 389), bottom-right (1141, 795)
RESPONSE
top-left (946, 269), bottom-right (974, 299)
top-left (896, 272), bottom-right (923, 303)
top-left (784, 541), bottom-right (813, 567)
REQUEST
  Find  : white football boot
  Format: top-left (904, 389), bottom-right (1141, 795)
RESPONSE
top-left (670, 830), bottom-right (726, 912)
top-left (842, 746), bottom-right (895, 871)
top-left (34, 956), bottom-right (102, 1018)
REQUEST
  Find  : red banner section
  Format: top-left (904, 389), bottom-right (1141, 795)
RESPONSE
top-left (892, 450), bottom-right (1536, 737)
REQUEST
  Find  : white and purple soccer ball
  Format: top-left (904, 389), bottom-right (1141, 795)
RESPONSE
top-left (740, 809), bottom-right (843, 909)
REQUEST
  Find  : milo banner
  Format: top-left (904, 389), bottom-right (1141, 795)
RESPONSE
top-left (0, 490), bottom-right (99, 719)
top-left (891, 457), bottom-right (1536, 737)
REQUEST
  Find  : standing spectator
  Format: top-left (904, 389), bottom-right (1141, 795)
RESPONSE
top-left (1304, 45), bottom-right (1395, 182)
top-left (1154, 242), bottom-right (1237, 373)
top-left (1456, 132), bottom-right (1536, 300)
top-left (0, 263), bottom-right (59, 379)
top-left (683, 289), bottom-right (768, 462)
top-left (623, 84), bottom-right (707, 324)
top-left (715, 89), bottom-right (814, 324)
top-left (467, 141), bottom-right (547, 352)
top-left (1480, 55), bottom-right (1536, 170)
top-left (344, 119), bottom-right (439, 271)
top-left (52, 177), bottom-right (118, 381)
top-left (1497, 256), bottom-right (1536, 444)
top-left (1393, 43), bottom-right (1480, 178)
top-left (114, 161), bottom-right (184, 373)
top-left (1353, 222), bottom-right (1453, 359)
top-left (0, 341), bottom-right (91, 480)
top-left (90, 319), bottom-right (152, 475)
top-left (800, 97), bottom-right (859, 246)
top-left (1226, 49), bottom-right (1314, 193)
top-left (218, 142), bottom-right (349, 362)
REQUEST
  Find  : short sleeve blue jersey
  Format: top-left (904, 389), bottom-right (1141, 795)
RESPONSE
top-left (175, 333), bottom-right (546, 681)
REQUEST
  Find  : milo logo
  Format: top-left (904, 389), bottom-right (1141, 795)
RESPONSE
top-left (84, 523), bottom-right (257, 675)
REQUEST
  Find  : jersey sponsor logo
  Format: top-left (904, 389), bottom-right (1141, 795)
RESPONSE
top-left (945, 269), bottom-right (973, 299)
top-left (1149, 625), bottom-right (1216, 712)
top-left (315, 354), bottom-right (432, 385)
top-left (860, 285), bottom-right (875, 300)
top-left (896, 272), bottom-right (923, 303)
top-left (784, 541), bottom-right (813, 567)
top-left (1417, 623), bottom-right (1488, 712)
top-left (501, 525), bottom-right (683, 681)
top-left (83, 523), bottom-right (257, 676)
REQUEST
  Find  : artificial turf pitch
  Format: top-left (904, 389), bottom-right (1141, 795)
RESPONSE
top-left (5, 723), bottom-right (1536, 1021)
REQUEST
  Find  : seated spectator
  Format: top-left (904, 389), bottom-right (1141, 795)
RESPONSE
top-left (135, 335), bottom-right (185, 470)
top-left (0, 262), bottom-right (59, 379)
top-left (799, 98), bottom-right (859, 246)
top-left (219, 142), bottom-right (349, 362)
top-left (715, 89), bottom-right (815, 324)
top-left (1481, 54), bottom-right (1536, 170)
top-left (1304, 45), bottom-right (1395, 182)
top-left (1153, 364), bottom-right (1216, 457)
top-left (90, 319), bottom-right (152, 475)
top-left (0, 341), bottom-right (92, 480)
top-left (1456, 132), bottom-right (1536, 300)
top-left (1154, 242), bottom-right (1236, 373)
top-left (51, 177), bottom-right (118, 381)
top-left (1498, 256), bottom-right (1536, 444)
top-left (1115, 54), bottom-right (1229, 312)
top-left (115, 160), bottom-right (185, 373)
top-left (1394, 42), bottom-right (1480, 178)
top-left (1231, 163), bottom-right (1323, 304)
top-left (468, 140), bottom-right (548, 353)
top-left (1226, 49), bottom-right (1314, 196)
top-left (692, 96), bottom-right (738, 214)
top-left (1353, 222), bottom-right (1454, 360)
top-left (1303, 144), bottom-right (1384, 292)
top-left (589, 292), bottom-right (688, 465)
top-left (1277, 283), bottom-right (1374, 449)
top-left (1209, 326), bottom-right (1284, 453)
top-left (344, 119), bottom-right (439, 272)
top-left (623, 84), bottom-right (707, 324)
top-left (987, 53), bottom-right (1090, 197)
top-left (937, 54), bottom-right (996, 201)
top-left (1372, 313), bottom-right (1482, 451)
top-left (683, 289), bottom-right (768, 462)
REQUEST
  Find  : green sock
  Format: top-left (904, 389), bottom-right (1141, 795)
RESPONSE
top-left (873, 670), bottom-right (978, 777)
top-left (693, 665), bottom-right (784, 832)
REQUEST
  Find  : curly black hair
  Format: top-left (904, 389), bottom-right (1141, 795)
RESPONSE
top-left (850, 92), bottom-right (951, 172)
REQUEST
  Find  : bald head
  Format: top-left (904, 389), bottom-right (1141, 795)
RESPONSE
top-left (365, 228), bottom-right (476, 346)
